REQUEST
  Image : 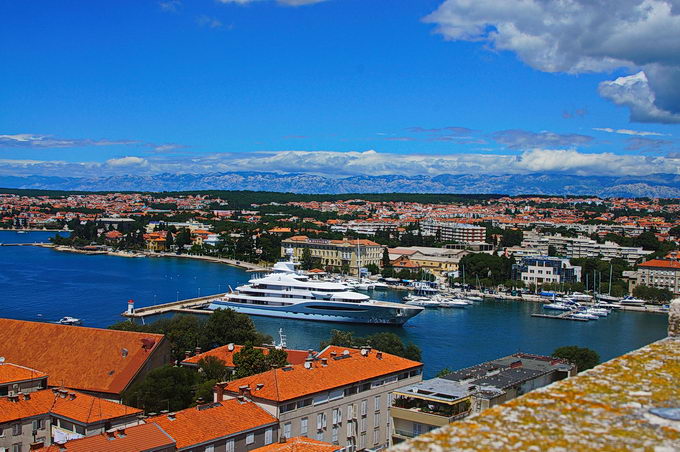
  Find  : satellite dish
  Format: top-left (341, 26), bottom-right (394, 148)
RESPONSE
top-left (0, 357), bottom-right (5, 364)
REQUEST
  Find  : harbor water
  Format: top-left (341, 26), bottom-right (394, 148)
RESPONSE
top-left (0, 231), bottom-right (668, 378)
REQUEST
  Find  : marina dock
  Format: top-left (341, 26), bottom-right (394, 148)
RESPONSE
top-left (121, 293), bottom-right (223, 321)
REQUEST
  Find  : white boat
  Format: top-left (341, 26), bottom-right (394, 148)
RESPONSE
top-left (569, 312), bottom-right (594, 320)
top-left (372, 282), bottom-right (389, 290)
top-left (464, 295), bottom-right (484, 302)
top-left (543, 302), bottom-right (573, 311)
top-left (568, 292), bottom-right (593, 302)
top-left (619, 296), bottom-right (646, 306)
top-left (585, 308), bottom-right (608, 317)
top-left (56, 316), bottom-right (82, 325)
top-left (597, 294), bottom-right (621, 303)
top-left (404, 298), bottom-right (441, 308)
top-left (208, 258), bottom-right (423, 325)
top-left (438, 298), bottom-right (468, 308)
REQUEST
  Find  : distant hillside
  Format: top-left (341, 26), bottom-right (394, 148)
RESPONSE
top-left (1, 172), bottom-right (679, 198)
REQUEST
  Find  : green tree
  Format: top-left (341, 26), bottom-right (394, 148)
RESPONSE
top-left (203, 309), bottom-right (270, 349)
top-left (174, 228), bottom-right (192, 252)
top-left (435, 367), bottom-right (453, 378)
top-left (122, 365), bottom-right (198, 412)
top-left (300, 248), bottom-right (314, 270)
top-left (320, 330), bottom-right (422, 362)
top-left (382, 247), bottom-right (391, 268)
top-left (198, 356), bottom-right (230, 381)
top-left (552, 346), bottom-right (600, 373)
top-left (232, 344), bottom-right (272, 379)
top-left (632, 285), bottom-right (673, 303)
top-left (548, 245), bottom-right (558, 257)
top-left (500, 229), bottom-right (523, 248)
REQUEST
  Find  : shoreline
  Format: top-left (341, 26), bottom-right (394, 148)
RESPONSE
top-left (0, 228), bottom-right (71, 232)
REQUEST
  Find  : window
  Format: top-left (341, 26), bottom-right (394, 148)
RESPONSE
top-left (12, 424), bottom-right (21, 436)
top-left (0, 427), bottom-right (4, 437)
top-left (300, 417), bottom-right (308, 435)
top-left (316, 413), bottom-right (327, 430)
top-left (374, 411), bottom-right (381, 426)
top-left (226, 439), bottom-right (234, 452)
top-left (265, 428), bottom-right (273, 444)
top-left (332, 426), bottom-right (339, 443)
top-left (329, 389), bottom-right (343, 401)
top-left (204, 445), bottom-right (214, 452)
top-left (32, 419), bottom-right (44, 431)
top-left (360, 399), bottom-right (367, 416)
top-left (280, 402), bottom-right (296, 413)
top-left (297, 398), bottom-right (312, 409)
top-left (283, 423), bottom-right (291, 439)
top-left (360, 417), bottom-right (367, 433)
top-left (313, 394), bottom-right (329, 406)
top-left (12, 444), bottom-right (22, 452)
top-left (347, 404), bottom-right (355, 420)
top-left (373, 427), bottom-right (380, 445)
top-left (315, 431), bottom-right (324, 441)
top-left (374, 395), bottom-right (381, 411)
top-left (360, 432), bottom-right (366, 449)
top-left (371, 379), bottom-right (384, 388)
top-left (387, 393), bottom-right (392, 406)
top-left (246, 433), bottom-right (254, 445)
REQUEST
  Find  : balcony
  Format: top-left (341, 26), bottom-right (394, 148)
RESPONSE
top-left (390, 406), bottom-right (470, 427)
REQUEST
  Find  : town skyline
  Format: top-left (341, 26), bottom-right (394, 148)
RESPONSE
top-left (1, 0), bottom-right (679, 183)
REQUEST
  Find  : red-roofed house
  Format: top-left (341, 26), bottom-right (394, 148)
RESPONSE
top-left (0, 388), bottom-right (142, 451)
top-left (39, 422), bottom-right (176, 452)
top-left (253, 436), bottom-right (340, 452)
top-left (0, 363), bottom-right (48, 397)
top-left (0, 319), bottom-right (172, 400)
top-left (280, 238), bottom-right (384, 275)
top-left (634, 259), bottom-right (680, 294)
top-left (215, 346), bottom-right (423, 450)
top-left (180, 344), bottom-right (311, 370)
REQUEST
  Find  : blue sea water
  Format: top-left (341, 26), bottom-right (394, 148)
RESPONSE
top-left (0, 231), bottom-right (668, 378)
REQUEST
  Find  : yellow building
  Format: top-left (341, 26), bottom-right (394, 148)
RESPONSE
top-left (281, 236), bottom-right (383, 274)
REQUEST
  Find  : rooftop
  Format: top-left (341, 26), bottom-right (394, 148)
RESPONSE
top-left (219, 346), bottom-right (422, 402)
top-left (253, 436), bottom-right (341, 452)
top-left (0, 362), bottom-right (47, 385)
top-left (639, 258), bottom-right (680, 269)
top-left (0, 318), bottom-right (166, 395)
top-left (181, 344), bottom-right (311, 368)
top-left (149, 399), bottom-right (278, 450)
top-left (39, 422), bottom-right (175, 452)
top-left (0, 388), bottom-right (142, 424)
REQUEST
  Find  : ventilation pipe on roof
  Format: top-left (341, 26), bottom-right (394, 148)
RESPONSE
top-left (330, 351), bottom-right (337, 357)
top-left (185, 350), bottom-right (192, 358)
top-left (304, 361), bottom-right (312, 369)
top-left (68, 393), bottom-right (76, 400)
top-left (321, 358), bottom-right (328, 367)
top-left (117, 428), bottom-right (126, 438)
top-left (376, 352), bottom-right (383, 360)
top-left (360, 348), bottom-right (369, 357)
top-left (227, 343), bottom-right (235, 352)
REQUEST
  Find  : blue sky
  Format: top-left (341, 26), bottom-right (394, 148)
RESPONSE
top-left (1, 0), bottom-right (679, 178)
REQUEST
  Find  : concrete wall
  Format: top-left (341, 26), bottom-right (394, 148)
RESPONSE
top-left (0, 415), bottom-right (51, 451)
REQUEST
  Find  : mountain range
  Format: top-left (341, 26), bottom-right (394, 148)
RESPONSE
top-left (1, 172), bottom-right (679, 197)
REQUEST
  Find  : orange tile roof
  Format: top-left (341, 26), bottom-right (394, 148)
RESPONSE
top-left (219, 346), bottom-right (422, 402)
top-left (0, 389), bottom-right (141, 424)
top-left (149, 399), bottom-right (278, 450)
top-left (0, 319), bottom-right (167, 395)
top-left (39, 422), bottom-right (174, 452)
top-left (0, 362), bottom-right (47, 385)
top-left (254, 436), bottom-right (340, 452)
top-left (639, 259), bottom-right (680, 269)
top-left (181, 345), bottom-right (311, 368)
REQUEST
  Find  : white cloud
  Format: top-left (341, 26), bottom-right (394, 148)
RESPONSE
top-left (425, 0), bottom-right (680, 123)
top-left (4, 149), bottom-right (675, 178)
top-left (106, 156), bottom-right (149, 167)
top-left (217, 0), bottom-right (327, 5)
top-left (592, 127), bottom-right (667, 136)
top-left (598, 72), bottom-right (680, 124)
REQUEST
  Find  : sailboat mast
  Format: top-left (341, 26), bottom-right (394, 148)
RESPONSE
top-left (609, 263), bottom-right (613, 296)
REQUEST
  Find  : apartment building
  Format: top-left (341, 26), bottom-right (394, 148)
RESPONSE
top-left (521, 232), bottom-right (652, 264)
top-left (180, 344), bottom-right (310, 372)
top-left (419, 220), bottom-right (486, 244)
top-left (390, 353), bottom-right (575, 445)
top-left (0, 388), bottom-right (142, 451)
top-left (0, 319), bottom-right (172, 401)
top-left (215, 346), bottom-right (423, 451)
top-left (281, 237), bottom-right (383, 274)
top-left (0, 363), bottom-right (47, 397)
top-left (39, 423), bottom-right (176, 452)
top-left (632, 259), bottom-right (680, 295)
top-left (512, 256), bottom-right (582, 286)
top-left (388, 247), bottom-right (467, 277)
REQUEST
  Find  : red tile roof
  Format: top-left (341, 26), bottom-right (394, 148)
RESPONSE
top-left (254, 436), bottom-right (340, 452)
top-left (639, 259), bottom-right (680, 269)
top-left (149, 399), bottom-right (278, 450)
top-left (0, 389), bottom-right (141, 424)
top-left (0, 319), bottom-right (167, 395)
top-left (181, 344), bottom-right (311, 368)
top-left (0, 362), bottom-right (47, 385)
top-left (39, 422), bottom-right (175, 452)
top-left (219, 346), bottom-right (422, 403)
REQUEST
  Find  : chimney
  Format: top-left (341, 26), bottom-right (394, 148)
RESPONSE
top-left (376, 352), bottom-right (383, 360)
top-left (330, 351), bottom-right (337, 357)
top-left (279, 435), bottom-right (287, 444)
top-left (167, 412), bottom-right (176, 420)
top-left (227, 343), bottom-right (235, 352)
top-left (68, 393), bottom-right (76, 400)
top-left (59, 390), bottom-right (67, 398)
top-left (185, 350), bottom-right (192, 359)
top-left (304, 361), bottom-right (312, 369)
top-left (360, 348), bottom-right (369, 357)
top-left (106, 431), bottom-right (116, 440)
top-left (23, 392), bottom-right (31, 401)
top-left (307, 349), bottom-right (315, 359)
top-left (321, 358), bottom-right (328, 367)
top-left (29, 441), bottom-right (44, 450)
top-left (214, 384), bottom-right (224, 401)
top-left (239, 385), bottom-right (249, 395)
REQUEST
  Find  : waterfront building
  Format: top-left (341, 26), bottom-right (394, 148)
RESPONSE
top-left (388, 247), bottom-right (467, 277)
top-left (389, 353), bottom-right (575, 445)
top-left (330, 221), bottom-right (400, 236)
top-left (0, 319), bottom-right (172, 401)
top-left (253, 436), bottom-right (340, 452)
top-left (511, 256), bottom-right (582, 286)
top-left (521, 232), bottom-right (652, 264)
top-left (281, 236), bottom-right (383, 274)
top-left (631, 259), bottom-right (680, 295)
top-left (149, 399), bottom-right (279, 452)
top-left (419, 220), bottom-right (486, 244)
top-left (0, 388), bottom-right (142, 451)
top-left (214, 346), bottom-right (423, 451)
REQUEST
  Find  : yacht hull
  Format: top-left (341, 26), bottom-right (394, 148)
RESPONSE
top-left (207, 299), bottom-right (420, 325)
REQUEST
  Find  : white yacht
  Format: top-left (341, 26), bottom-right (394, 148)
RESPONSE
top-left (208, 259), bottom-right (423, 325)
top-left (619, 295), bottom-right (646, 306)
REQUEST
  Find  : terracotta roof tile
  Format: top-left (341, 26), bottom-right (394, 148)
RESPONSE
top-left (0, 389), bottom-right (141, 424)
top-left (639, 259), bottom-right (680, 269)
top-left (149, 399), bottom-right (278, 449)
top-left (39, 422), bottom-right (175, 452)
top-left (181, 345), bottom-right (311, 368)
top-left (254, 436), bottom-right (340, 452)
top-left (220, 346), bottom-right (422, 402)
top-left (0, 362), bottom-right (47, 385)
top-left (0, 318), bottom-right (167, 395)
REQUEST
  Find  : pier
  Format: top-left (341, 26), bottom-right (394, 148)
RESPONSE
top-left (121, 293), bottom-right (224, 321)
top-left (531, 312), bottom-right (589, 322)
